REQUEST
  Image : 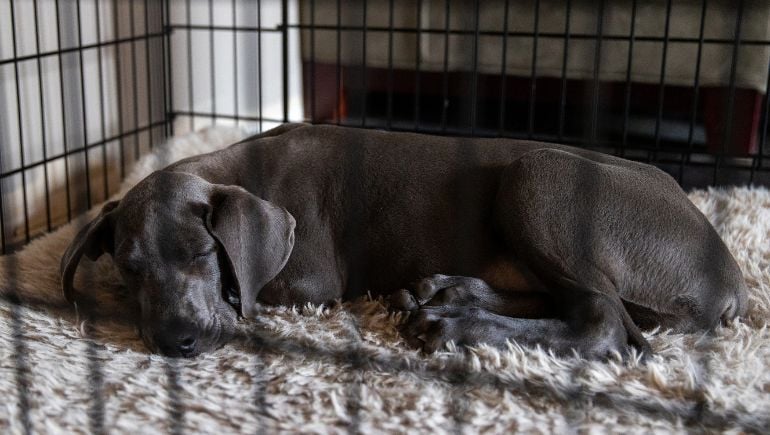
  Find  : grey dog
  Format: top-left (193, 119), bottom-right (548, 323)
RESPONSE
top-left (61, 123), bottom-right (748, 359)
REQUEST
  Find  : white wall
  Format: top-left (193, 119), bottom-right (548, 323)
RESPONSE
top-left (0, 0), bottom-right (303, 250)
top-left (168, 0), bottom-right (304, 134)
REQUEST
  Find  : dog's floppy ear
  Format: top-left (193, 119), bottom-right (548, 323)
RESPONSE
top-left (60, 200), bottom-right (120, 306)
top-left (206, 186), bottom-right (296, 319)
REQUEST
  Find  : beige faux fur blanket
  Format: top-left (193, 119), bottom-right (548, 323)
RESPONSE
top-left (1, 127), bottom-right (769, 433)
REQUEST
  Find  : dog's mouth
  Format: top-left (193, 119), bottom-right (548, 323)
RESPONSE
top-left (138, 321), bottom-right (226, 358)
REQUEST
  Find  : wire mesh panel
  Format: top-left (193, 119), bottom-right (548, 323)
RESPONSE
top-left (295, 0), bottom-right (770, 188)
top-left (165, 0), bottom-right (304, 133)
top-left (0, 0), bottom-right (169, 253)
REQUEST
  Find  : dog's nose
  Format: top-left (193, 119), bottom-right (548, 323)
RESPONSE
top-left (178, 335), bottom-right (197, 356)
top-left (154, 321), bottom-right (200, 357)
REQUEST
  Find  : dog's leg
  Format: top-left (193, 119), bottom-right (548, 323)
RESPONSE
top-left (396, 275), bottom-right (645, 359)
top-left (495, 148), bottom-right (747, 334)
top-left (398, 148), bottom-right (747, 359)
top-left (400, 292), bottom-right (637, 359)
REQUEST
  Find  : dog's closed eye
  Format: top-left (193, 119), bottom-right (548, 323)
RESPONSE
top-left (206, 245), bottom-right (241, 312)
top-left (190, 246), bottom-right (218, 263)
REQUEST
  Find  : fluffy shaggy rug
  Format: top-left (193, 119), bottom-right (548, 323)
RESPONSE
top-left (1, 127), bottom-right (769, 434)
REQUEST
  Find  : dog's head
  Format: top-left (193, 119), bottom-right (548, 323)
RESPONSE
top-left (60, 171), bottom-right (296, 357)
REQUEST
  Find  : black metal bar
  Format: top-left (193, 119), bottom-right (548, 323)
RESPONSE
top-left (243, 23), bottom-right (770, 46)
top-left (470, 0), bottom-right (480, 135)
top-left (167, 24), bottom-right (284, 34)
top-left (6, 260), bottom-right (31, 433)
top-left (209, 0), bottom-right (217, 125)
top-left (252, 352), bottom-right (267, 433)
top-left (210, 0), bottom-right (217, 124)
top-left (232, 0), bottom-right (239, 124)
top-left (281, 0), bottom-right (289, 122)
top-left (652, 0), bottom-right (673, 164)
top-left (186, 0), bottom-right (194, 131)
top-left (343, 316), bottom-right (364, 433)
top-left (32, 0), bottom-right (52, 231)
top-left (335, 0), bottom-right (341, 126)
top-left (76, 0), bottom-right (93, 210)
top-left (113, 0), bottom-right (126, 179)
top-left (145, 0), bottom-right (155, 146)
top-left (54, 0), bottom-right (73, 223)
top-left (361, 0), bottom-right (368, 127)
top-left (96, 0), bottom-right (110, 201)
top-left (413, 0), bottom-right (422, 131)
top-left (528, 0), bottom-right (540, 139)
top-left (557, 0), bottom-right (572, 141)
top-left (0, 48), bottom-right (10, 246)
top-left (498, 0), bottom-right (510, 136)
top-left (169, 111), bottom-right (285, 125)
top-left (84, 327), bottom-right (105, 435)
top-left (9, 0), bottom-right (30, 244)
top-left (162, 0), bottom-right (174, 137)
top-left (386, 0), bottom-right (394, 129)
top-left (620, 0), bottom-right (637, 155)
top-left (0, 120), bottom-right (170, 180)
top-left (680, 0), bottom-right (708, 183)
top-left (0, 132), bottom-right (6, 252)
top-left (258, 0), bottom-right (263, 131)
top-left (753, 59), bottom-right (770, 183)
top-left (0, 32), bottom-right (168, 67)
top-left (589, 0), bottom-right (605, 145)
top-left (130, 0), bottom-right (140, 160)
top-left (310, 0), bottom-right (316, 122)
top-left (440, 0), bottom-right (450, 133)
top-left (715, 0), bottom-right (745, 184)
top-left (165, 360), bottom-right (184, 435)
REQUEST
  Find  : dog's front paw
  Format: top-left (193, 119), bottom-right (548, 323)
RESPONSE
top-left (400, 306), bottom-right (491, 353)
top-left (401, 306), bottom-right (456, 353)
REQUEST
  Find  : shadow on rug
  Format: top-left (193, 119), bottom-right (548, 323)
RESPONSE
top-left (1, 127), bottom-right (769, 433)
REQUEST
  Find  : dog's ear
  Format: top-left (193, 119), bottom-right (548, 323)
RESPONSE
top-left (206, 186), bottom-right (296, 319)
top-left (60, 200), bottom-right (120, 305)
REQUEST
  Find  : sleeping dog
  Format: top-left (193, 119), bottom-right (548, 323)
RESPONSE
top-left (61, 123), bottom-right (748, 359)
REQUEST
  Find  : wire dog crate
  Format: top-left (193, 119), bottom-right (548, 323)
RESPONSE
top-left (1, 0), bottom-right (769, 254)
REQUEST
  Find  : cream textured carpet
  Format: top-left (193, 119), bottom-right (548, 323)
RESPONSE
top-left (1, 128), bottom-right (769, 434)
